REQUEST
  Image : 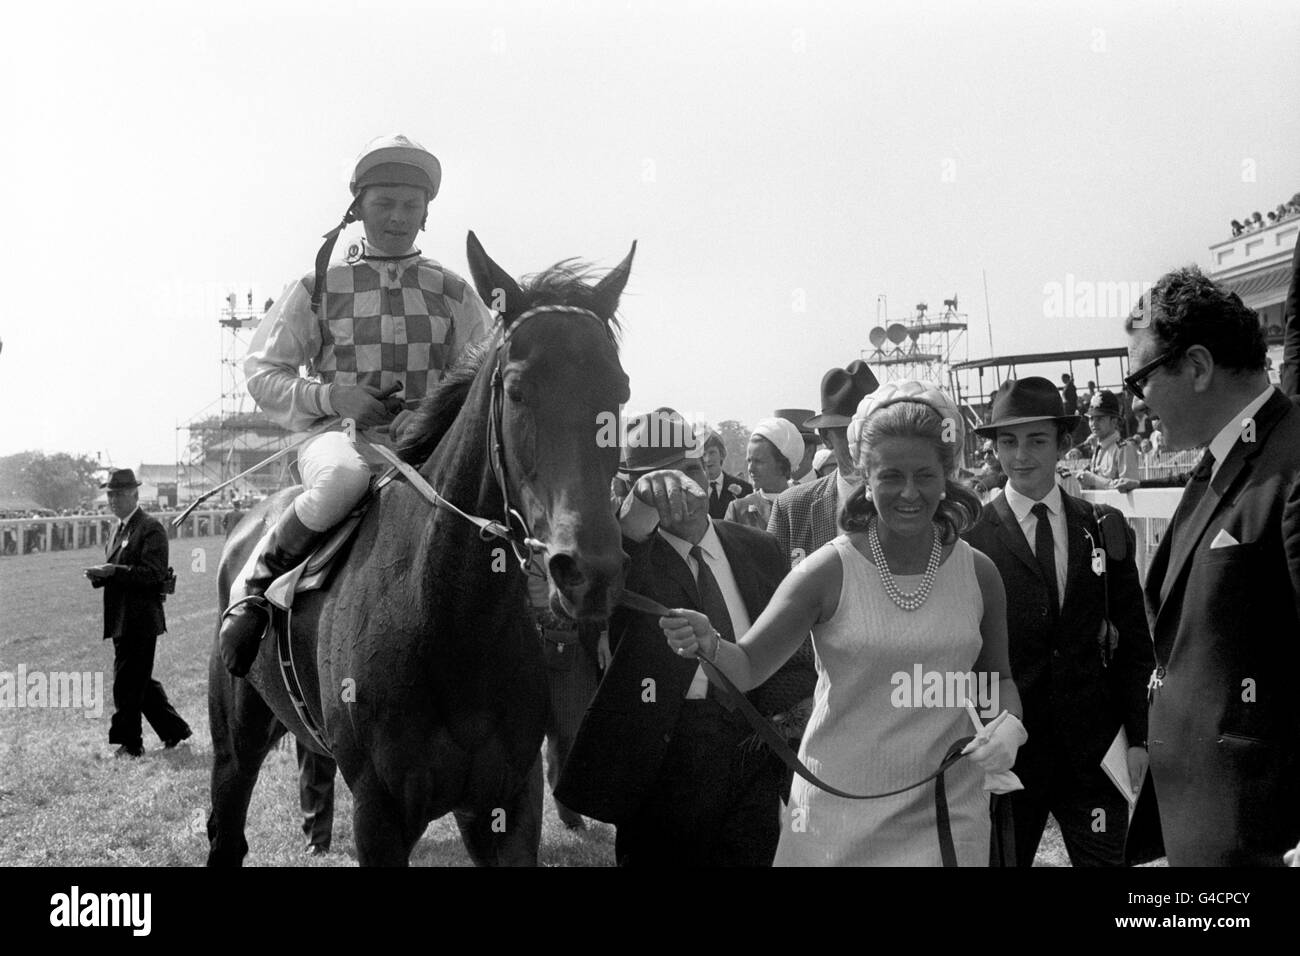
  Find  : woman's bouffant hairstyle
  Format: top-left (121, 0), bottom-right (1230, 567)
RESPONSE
top-left (840, 399), bottom-right (982, 543)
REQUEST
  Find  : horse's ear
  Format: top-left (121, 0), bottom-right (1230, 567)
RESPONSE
top-left (467, 231), bottom-right (526, 326)
top-left (590, 240), bottom-right (637, 320)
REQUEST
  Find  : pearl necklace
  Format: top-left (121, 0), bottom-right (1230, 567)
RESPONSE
top-left (868, 517), bottom-right (942, 611)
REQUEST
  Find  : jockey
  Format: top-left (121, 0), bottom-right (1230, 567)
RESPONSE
top-left (219, 134), bottom-right (494, 677)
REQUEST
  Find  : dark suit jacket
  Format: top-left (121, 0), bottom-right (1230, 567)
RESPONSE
top-left (1129, 388), bottom-right (1300, 865)
top-left (555, 520), bottom-right (803, 824)
top-left (708, 472), bottom-right (753, 520)
top-left (94, 509), bottom-right (169, 641)
top-left (963, 491), bottom-right (1152, 786)
top-left (766, 472), bottom-right (840, 566)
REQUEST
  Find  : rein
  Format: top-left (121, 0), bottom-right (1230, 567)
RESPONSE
top-left (618, 588), bottom-right (977, 867)
top-left (368, 303), bottom-right (612, 574)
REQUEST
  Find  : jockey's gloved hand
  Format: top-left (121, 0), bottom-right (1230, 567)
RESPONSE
top-left (961, 711), bottom-right (1027, 774)
top-left (329, 382), bottom-right (402, 429)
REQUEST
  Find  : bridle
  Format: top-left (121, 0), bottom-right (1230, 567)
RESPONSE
top-left (485, 303), bottom-right (617, 572)
top-left (369, 303), bottom-right (614, 576)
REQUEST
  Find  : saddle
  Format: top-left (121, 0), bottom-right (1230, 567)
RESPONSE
top-left (262, 470), bottom-right (398, 610)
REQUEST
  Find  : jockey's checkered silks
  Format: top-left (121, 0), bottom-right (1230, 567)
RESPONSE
top-left (246, 254), bottom-right (490, 435)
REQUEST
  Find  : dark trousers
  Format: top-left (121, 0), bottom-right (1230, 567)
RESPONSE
top-left (107, 631), bottom-right (189, 750)
top-left (295, 739), bottom-right (337, 850)
top-left (541, 630), bottom-right (601, 826)
top-left (615, 699), bottom-right (785, 867)
top-left (1008, 766), bottom-right (1129, 867)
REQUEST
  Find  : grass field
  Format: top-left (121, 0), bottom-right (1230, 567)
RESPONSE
top-left (1, 535), bottom-right (1085, 867)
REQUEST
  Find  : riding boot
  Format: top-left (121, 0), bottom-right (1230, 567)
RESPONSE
top-left (220, 507), bottom-right (323, 677)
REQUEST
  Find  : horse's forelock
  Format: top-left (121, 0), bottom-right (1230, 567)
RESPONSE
top-left (517, 259), bottom-right (624, 340)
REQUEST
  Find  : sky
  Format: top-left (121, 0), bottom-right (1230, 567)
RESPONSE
top-left (1, 0), bottom-right (1297, 468)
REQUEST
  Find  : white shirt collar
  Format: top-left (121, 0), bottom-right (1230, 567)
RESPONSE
top-left (1208, 384), bottom-right (1274, 477)
top-left (1003, 481), bottom-right (1063, 522)
top-left (659, 519), bottom-right (723, 564)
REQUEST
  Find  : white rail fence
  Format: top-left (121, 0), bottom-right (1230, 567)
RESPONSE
top-left (0, 511), bottom-right (232, 557)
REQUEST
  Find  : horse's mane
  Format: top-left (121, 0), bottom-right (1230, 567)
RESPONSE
top-left (396, 259), bottom-right (622, 465)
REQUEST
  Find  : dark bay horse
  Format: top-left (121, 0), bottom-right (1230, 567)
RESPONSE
top-left (207, 233), bottom-right (632, 865)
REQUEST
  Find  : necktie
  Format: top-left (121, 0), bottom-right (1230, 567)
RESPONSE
top-left (1031, 502), bottom-right (1059, 614)
top-left (1169, 450), bottom-right (1216, 543)
top-left (689, 545), bottom-right (735, 645)
top-left (689, 544), bottom-right (736, 705)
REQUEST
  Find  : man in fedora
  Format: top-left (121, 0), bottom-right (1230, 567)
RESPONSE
top-left (767, 360), bottom-right (879, 569)
top-left (963, 379), bottom-right (1152, 866)
top-left (556, 408), bottom-right (812, 865)
top-left (220, 133), bottom-right (493, 677)
top-left (84, 469), bottom-right (191, 758)
top-left (702, 428), bottom-right (752, 520)
top-left (1076, 390), bottom-right (1140, 492)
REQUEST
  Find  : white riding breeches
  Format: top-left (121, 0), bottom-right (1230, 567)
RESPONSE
top-left (292, 430), bottom-right (374, 532)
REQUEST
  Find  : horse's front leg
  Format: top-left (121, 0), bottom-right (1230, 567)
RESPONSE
top-left (453, 753), bottom-right (542, 866)
top-left (350, 767), bottom-right (425, 866)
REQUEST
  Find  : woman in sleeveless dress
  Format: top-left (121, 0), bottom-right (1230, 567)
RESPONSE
top-left (661, 382), bottom-right (1025, 866)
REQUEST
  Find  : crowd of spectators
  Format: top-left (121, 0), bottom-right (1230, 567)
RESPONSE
top-left (1229, 192), bottom-right (1300, 236)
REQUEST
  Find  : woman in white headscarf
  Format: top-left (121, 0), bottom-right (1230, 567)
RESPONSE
top-left (724, 418), bottom-right (806, 530)
top-left (661, 382), bottom-right (1024, 866)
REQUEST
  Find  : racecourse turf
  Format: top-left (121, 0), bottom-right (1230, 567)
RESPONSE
top-left (0, 534), bottom-right (1075, 866)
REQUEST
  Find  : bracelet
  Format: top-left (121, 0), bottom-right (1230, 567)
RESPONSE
top-left (704, 628), bottom-right (721, 663)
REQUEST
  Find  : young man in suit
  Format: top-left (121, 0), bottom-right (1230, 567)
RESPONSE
top-left (767, 360), bottom-right (878, 567)
top-left (555, 408), bottom-right (814, 866)
top-left (84, 469), bottom-right (191, 758)
top-left (702, 429), bottom-right (751, 519)
top-left (964, 379), bottom-right (1152, 866)
top-left (1124, 266), bottom-right (1300, 866)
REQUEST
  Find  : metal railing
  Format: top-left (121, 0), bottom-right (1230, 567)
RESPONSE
top-left (0, 510), bottom-right (232, 557)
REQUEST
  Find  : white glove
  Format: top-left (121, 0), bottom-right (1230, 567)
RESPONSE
top-left (961, 711), bottom-right (1027, 774)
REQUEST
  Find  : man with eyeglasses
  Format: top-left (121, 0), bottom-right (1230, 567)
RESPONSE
top-left (1122, 265), bottom-right (1300, 867)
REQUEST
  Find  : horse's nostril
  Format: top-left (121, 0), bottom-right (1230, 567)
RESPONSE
top-left (548, 553), bottom-right (586, 591)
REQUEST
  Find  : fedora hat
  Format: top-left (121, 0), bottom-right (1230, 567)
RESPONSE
top-left (101, 468), bottom-right (141, 490)
top-left (1086, 389), bottom-right (1122, 418)
top-left (774, 408), bottom-right (817, 437)
top-left (620, 407), bottom-right (703, 475)
top-left (975, 377), bottom-right (1079, 436)
top-left (804, 360), bottom-right (880, 429)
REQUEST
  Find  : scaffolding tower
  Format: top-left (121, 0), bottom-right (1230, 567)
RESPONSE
top-left (175, 292), bottom-right (291, 504)
top-left (863, 295), bottom-right (969, 384)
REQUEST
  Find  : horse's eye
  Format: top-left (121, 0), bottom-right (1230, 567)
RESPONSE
top-left (506, 385), bottom-right (526, 404)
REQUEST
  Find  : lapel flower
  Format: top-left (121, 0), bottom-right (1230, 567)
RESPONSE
top-left (728, 483), bottom-right (742, 496)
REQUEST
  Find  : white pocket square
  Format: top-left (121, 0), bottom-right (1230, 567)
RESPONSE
top-left (1210, 529), bottom-right (1240, 549)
